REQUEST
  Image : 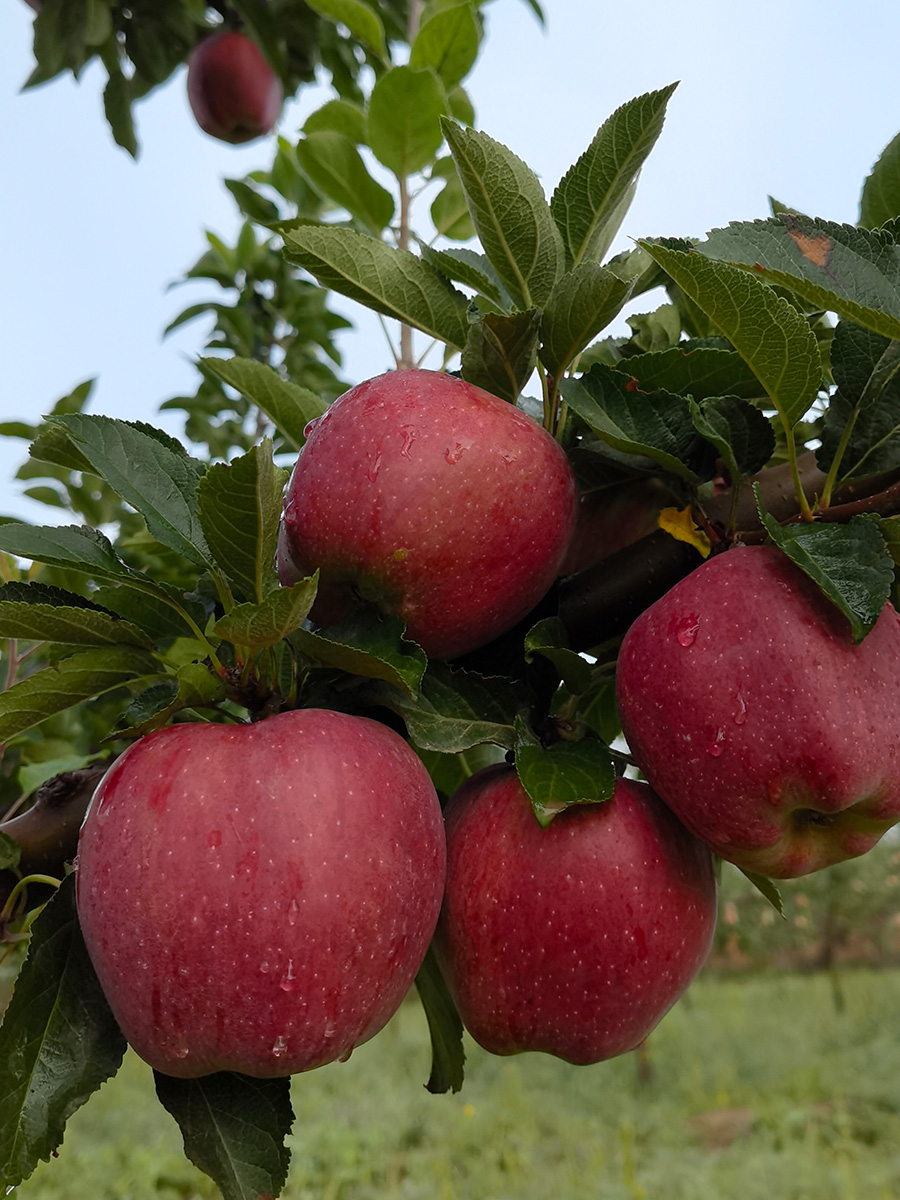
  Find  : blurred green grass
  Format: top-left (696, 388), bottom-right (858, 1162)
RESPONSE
top-left (13, 967), bottom-right (900, 1200)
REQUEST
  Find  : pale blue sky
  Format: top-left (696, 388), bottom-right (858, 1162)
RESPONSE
top-left (3, 0), bottom-right (900, 520)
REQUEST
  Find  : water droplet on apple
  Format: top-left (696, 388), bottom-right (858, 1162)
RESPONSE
top-left (288, 898), bottom-right (299, 927)
top-left (208, 829), bottom-right (222, 849)
top-left (734, 695), bottom-right (748, 725)
top-left (707, 729), bottom-right (726, 757)
top-left (338, 1046), bottom-right (353, 1063)
top-left (445, 443), bottom-right (464, 465)
top-left (271, 1036), bottom-right (288, 1058)
top-left (675, 616), bottom-right (700, 647)
top-left (173, 1046), bottom-right (190, 1060)
top-left (366, 451), bottom-right (383, 483)
top-left (324, 1020), bottom-right (337, 1039)
top-left (400, 425), bottom-right (417, 457)
top-left (259, 960), bottom-right (271, 974)
top-left (303, 417), bottom-right (321, 439)
top-left (281, 959), bottom-right (297, 991)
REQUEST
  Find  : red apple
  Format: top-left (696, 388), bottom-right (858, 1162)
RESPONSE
top-left (75, 709), bottom-right (445, 1078)
top-left (186, 31), bottom-right (283, 144)
top-left (432, 767), bottom-right (717, 1064)
top-left (277, 369), bottom-right (578, 659)
top-left (616, 544), bottom-right (900, 878)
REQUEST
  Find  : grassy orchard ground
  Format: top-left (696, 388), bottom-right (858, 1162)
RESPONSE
top-left (6, 969), bottom-right (900, 1200)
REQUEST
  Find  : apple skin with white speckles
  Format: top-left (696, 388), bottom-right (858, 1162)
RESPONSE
top-left (432, 767), bottom-right (717, 1064)
top-left (75, 709), bottom-right (445, 1078)
top-left (616, 544), bottom-right (900, 879)
top-left (276, 369), bottom-right (578, 660)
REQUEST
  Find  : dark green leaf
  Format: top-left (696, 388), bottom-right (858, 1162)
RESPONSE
top-left (295, 132), bottom-right (395, 234)
top-left (419, 245), bottom-right (508, 306)
top-left (539, 263), bottom-right (633, 376)
top-left (367, 66), bottom-right (446, 178)
top-left (0, 647), bottom-right (160, 742)
top-left (0, 523), bottom-right (133, 583)
top-left (303, 0), bottom-right (387, 58)
top-left (49, 415), bottom-right (212, 568)
top-left (515, 735), bottom-right (616, 827)
top-left (102, 63), bottom-right (137, 158)
top-left (197, 440), bottom-right (288, 604)
top-left (201, 356), bottom-right (328, 452)
top-left (698, 215), bottom-right (900, 342)
top-left (461, 310), bottom-right (540, 403)
top-left (442, 120), bottom-right (565, 309)
top-left (560, 363), bottom-right (713, 482)
top-left (154, 1071), bottom-right (293, 1200)
top-left (737, 867), bottom-right (785, 917)
top-left (414, 947), bottom-right (465, 1095)
top-left (524, 617), bottom-right (591, 694)
top-left (0, 597), bottom-right (154, 651)
top-left (688, 396), bottom-right (775, 481)
top-left (641, 241), bottom-right (823, 434)
top-left (551, 84), bottom-right (678, 269)
top-left (364, 661), bottom-right (524, 753)
top-left (0, 876), bottom-right (127, 1191)
top-left (283, 226), bottom-right (470, 350)
top-left (817, 322), bottom-right (900, 482)
top-left (860, 131), bottom-right (900, 229)
top-left (0, 830), bottom-right (21, 871)
top-left (756, 491), bottom-right (894, 642)
top-left (214, 578), bottom-right (319, 647)
top-left (293, 608), bottom-right (427, 697)
top-left (416, 743), bottom-right (507, 801)
top-left (223, 179), bottom-right (281, 226)
top-left (614, 345), bottom-right (767, 402)
top-left (120, 663), bottom-right (226, 736)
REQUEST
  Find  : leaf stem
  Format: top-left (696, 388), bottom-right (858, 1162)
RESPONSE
top-left (1, 872), bottom-right (61, 925)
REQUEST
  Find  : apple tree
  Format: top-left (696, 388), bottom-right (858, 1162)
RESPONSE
top-left (6, 2), bottom-right (900, 1197)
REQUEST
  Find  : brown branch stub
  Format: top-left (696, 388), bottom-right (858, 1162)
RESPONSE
top-left (0, 763), bottom-right (110, 877)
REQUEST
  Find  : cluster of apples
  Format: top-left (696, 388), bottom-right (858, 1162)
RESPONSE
top-left (186, 29), bottom-right (283, 144)
top-left (75, 369), bottom-right (900, 1081)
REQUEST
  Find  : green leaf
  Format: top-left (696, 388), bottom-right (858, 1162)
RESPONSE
top-left (0, 876), bottom-right (127, 1191)
top-left (515, 736), bottom-right (616, 827)
top-left (688, 396), bottom-right (776, 482)
top-left (119, 663), bottom-right (226, 737)
top-left (102, 63), bottom-right (137, 158)
top-left (293, 608), bottom-right (427, 697)
top-left (461, 310), bottom-right (540, 403)
top-left (414, 947), bottom-right (465, 1095)
top-left (698, 215), bottom-right (900, 343)
top-left (539, 263), bottom-right (633, 377)
top-left (756, 492), bottom-right (894, 642)
top-left (295, 133), bottom-right (395, 234)
top-left (201, 356), bottom-right (328, 452)
top-left (0, 595), bottom-right (154, 651)
top-left (416, 742), bottom-right (507, 801)
top-left (737, 867), bottom-right (785, 918)
top-left (409, 1), bottom-right (481, 88)
top-left (283, 226), bottom-right (470, 350)
top-left (367, 66), bottom-right (446, 178)
top-left (214, 578), bottom-right (319, 647)
top-left (154, 1071), bottom-right (294, 1200)
top-left (523, 617), bottom-right (591, 694)
top-left (419, 245), bottom-right (508, 306)
top-left (0, 647), bottom-right (160, 742)
top-left (303, 98), bottom-right (367, 144)
top-left (551, 84), bottom-right (678, 269)
top-left (641, 241), bottom-right (822, 433)
top-left (560, 363), bottom-right (713, 482)
top-left (0, 523), bottom-right (134, 583)
top-left (817, 322), bottom-right (900, 482)
top-left (0, 830), bottom-right (21, 871)
top-left (196, 440), bottom-right (287, 604)
top-left (364, 661), bottom-right (524, 753)
top-left (860, 131), bottom-right (900, 229)
top-left (442, 120), bottom-right (565, 310)
top-left (303, 0), bottom-right (387, 58)
top-left (223, 179), bottom-right (281, 226)
top-left (48, 415), bottom-right (212, 568)
top-left (613, 345), bottom-right (766, 402)
top-left (429, 161), bottom-right (476, 242)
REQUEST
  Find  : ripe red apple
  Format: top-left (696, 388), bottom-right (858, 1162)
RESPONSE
top-left (277, 369), bottom-right (578, 659)
top-left (186, 30), bottom-right (283, 144)
top-left (75, 709), bottom-right (445, 1078)
top-left (616, 544), bottom-right (900, 878)
top-left (432, 767), bottom-right (717, 1064)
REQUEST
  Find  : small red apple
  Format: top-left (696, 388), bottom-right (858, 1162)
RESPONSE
top-left (616, 544), bottom-right (900, 878)
top-left (432, 767), bottom-right (717, 1064)
top-left (75, 709), bottom-right (445, 1078)
top-left (277, 369), bottom-right (578, 659)
top-left (186, 30), bottom-right (283, 144)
